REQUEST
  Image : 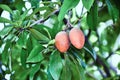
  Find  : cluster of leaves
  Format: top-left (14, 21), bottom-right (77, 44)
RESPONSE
top-left (0, 0), bottom-right (120, 80)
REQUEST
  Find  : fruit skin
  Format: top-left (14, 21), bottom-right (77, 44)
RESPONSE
top-left (55, 31), bottom-right (70, 53)
top-left (69, 27), bottom-right (85, 49)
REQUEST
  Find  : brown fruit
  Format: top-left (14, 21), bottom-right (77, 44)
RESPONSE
top-left (69, 27), bottom-right (85, 49)
top-left (55, 31), bottom-right (70, 53)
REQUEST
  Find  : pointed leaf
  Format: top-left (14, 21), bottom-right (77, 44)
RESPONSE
top-left (0, 26), bottom-right (13, 36)
top-left (21, 48), bottom-right (28, 68)
top-left (47, 68), bottom-right (54, 80)
top-left (58, 0), bottom-right (80, 21)
top-left (73, 52), bottom-right (86, 68)
top-left (84, 40), bottom-right (96, 60)
top-left (49, 50), bottom-right (63, 80)
top-left (60, 54), bottom-right (71, 80)
top-left (0, 17), bottom-right (12, 23)
top-left (21, 8), bottom-right (32, 21)
top-left (27, 44), bottom-right (44, 63)
top-left (29, 28), bottom-right (50, 43)
top-left (106, 0), bottom-right (119, 22)
top-left (17, 31), bottom-right (28, 48)
top-left (29, 64), bottom-right (40, 80)
top-left (0, 4), bottom-right (13, 13)
top-left (2, 41), bottom-right (11, 65)
top-left (87, 1), bottom-right (98, 30)
top-left (68, 55), bottom-right (82, 80)
top-left (82, 0), bottom-right (94, 11)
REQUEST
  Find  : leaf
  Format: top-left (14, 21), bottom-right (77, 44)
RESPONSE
top-left (70, 46), bottom-right (86, 68)
top-left (2, 41), bottom-right (11, 65)
top-left (68, 55), bottom-right (82, 80)
top-left (26, 44), bottom-right (44, 63)
top-left (49, 50), bottom-right (63, 80)
top-left (106, 0), bottom-right (119, 23)
top-left (33, 24), bottom-right (51, 39)
top-left (84, 40), bottom-right (96, 60)
top-left (21, 48), bottom-right (28, 68)
top-left (82, 0), bottom-right (94, 11)
top-left (47, 68), bottom-right (54, 80)
top-left (0, 17), bottom-right (12, 23)
top-left (28, 6), bottom-right (49, 18)
top-left (29, 28), bottom-right (50, 43)
top-left (0, 26), bottom-right (13, 36)
top-left (16, 69), bottom-right (31, 80)
top-left (17, 31), bottom-right (28, 48)
top-left (29, 0), bottom-right (40, 8)
top-left (87, 1), bottom-right (98, 30)
top-left (29, 64), bottom-right (40, 80)
top-left (60, 54), bottom-right (71, 80)
top-left (0, 4), bottom-right (13, 13)
top-left (73, 52), bottom-right (86, 68)
top-left (26, 35), bottom-right (33, 53)
top-left (21, 8), bottom-right (32, 21)
top-left (58, 0), bottom-right (80, 21)
top-left (14, 0), bottom-right (25, 12)
top-left (118, 62), bottom-right (120, 70)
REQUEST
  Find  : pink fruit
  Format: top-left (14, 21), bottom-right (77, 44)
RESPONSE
top-left (69, 27), bottom-right (85, 49)
top-left (55, 31), bottom-right (70, 53)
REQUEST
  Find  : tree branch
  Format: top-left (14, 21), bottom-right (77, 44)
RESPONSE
top-left (30, 9), bottom-right (59, 27)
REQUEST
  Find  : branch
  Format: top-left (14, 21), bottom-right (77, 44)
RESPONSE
top-left (96, 55), bottom-right (111, 77)
top-left (30, 9), bottom-right (59, 27)
top-left (105, 52), bottom-right (114, 60)
top-left (98, 67), bottom-right (106, 78)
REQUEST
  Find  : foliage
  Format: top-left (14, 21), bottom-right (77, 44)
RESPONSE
top-left (0, 0), bottom-right (120, 80)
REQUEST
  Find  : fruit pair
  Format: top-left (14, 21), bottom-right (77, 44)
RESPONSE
top-left (55, 27), bottom-right (85, 53)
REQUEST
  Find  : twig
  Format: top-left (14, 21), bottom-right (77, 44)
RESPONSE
top-left (98, 67), bottom-right (106, 78)
top-left (96, 55), bottom-right (111, 77)
top-left (80, 5), bottom-right (84, 17)
top-left (105, 52), bottom-right (114, 60)
top-left (30, 9), bottom-right (59, 27)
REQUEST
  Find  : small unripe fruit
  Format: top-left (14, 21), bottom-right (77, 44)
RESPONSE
top-left (55, 31), bottom-right (70, 53)
top-left (69, 27), bottom-right (85, 49)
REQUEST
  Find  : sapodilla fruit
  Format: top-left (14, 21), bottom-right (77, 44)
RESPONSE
top-left (69, 27), bottom-right (85, 49)
top-left (55, 31), bottom-right (70, 53)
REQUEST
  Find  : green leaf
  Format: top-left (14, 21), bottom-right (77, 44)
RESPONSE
top-left (29, 28), bottom-right (50, 43)
top-left (33, 24), bottom-right (51, 39)
top-left (27, 44), bottom-right (44, 63)
top-left (29, 64), bottom-right (40, 80)
top-left (21, 48), bottom-right (28, 68)
top-left (0, 4), bottom-right (13, 13)
top-left (87, 1), bottom-right (98, 30)
top-left (106, 0), bottom-right (119, 23)
top-left (29, 0), bottom-right (40, 8)
top-left (16, 69), bottom-right (31, 80)
top-left (0, 26), bottom-right (13, 36)
top-left (73, 52), bottom-right (86, 68)
top-left (84, 41), bottom-right (96, 60)
top-left (82, 0), bottom-right (94, 11)
top-left (26, 35), bottom-right (33, 53)
top-left (60, 54), bottom-right (71, 80)
top-left (28, 6), bottom-right (49, 18)
top-left (49, 50), bottom-right (63, 80)
top-left (0, 17), bottom-right (12, 23)
top-left (47, 68), bottom-right (54, 80)
top-left (58, 0), bottom-right (80, 21)
top-left (12, 10), bottom-right (21, 22)
top-left (118, 62), bottom-right (120, 70)
top-left (2, 41), bottom-right (11, 65)
top-left (17, 31), bottom-right (28, 48)
top-left (21, 8), bottom-right (32, 21)
top-left (70, 46), bottom-right (86, 68)
top-left (68, 55), bottom-right (82, 80)
top-left (14, 0), bottom-right (25, 12)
